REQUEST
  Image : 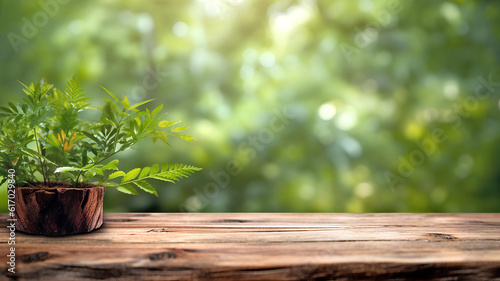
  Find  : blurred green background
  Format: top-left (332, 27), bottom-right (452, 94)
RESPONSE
top-left (1, 0), bottom-right (499, 212)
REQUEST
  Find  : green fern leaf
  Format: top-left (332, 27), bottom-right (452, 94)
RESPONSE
top-left (133, 180), bottom-right (158, 197)
top-left (150, 163), bottom-right (159, 175)
top-left (109, 171), bottom-right (125, 180)
top-left (117, 184), bottom-right (138, 195)
top-left (139, 167), bottom-right (150, 179)
top-left (121, 168), bottom-right (141, 183)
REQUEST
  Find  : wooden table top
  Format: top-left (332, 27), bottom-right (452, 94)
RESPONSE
top-left (2, 213), bottom-right (500, 280)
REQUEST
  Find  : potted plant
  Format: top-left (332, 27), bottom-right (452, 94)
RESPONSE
top-left (0, 77), bottom-right (201, 236)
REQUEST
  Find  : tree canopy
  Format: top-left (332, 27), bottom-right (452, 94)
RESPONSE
top-left (1, 0), bottom-right (499, 212)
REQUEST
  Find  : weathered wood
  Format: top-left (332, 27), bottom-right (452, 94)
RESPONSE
top-left (14, 185), bottom-right (104, 236)
top-left (1, 213), bottom-right (500, 280)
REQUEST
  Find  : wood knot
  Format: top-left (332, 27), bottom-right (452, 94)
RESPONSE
top-left (20, 252), bottom-right (51, 263)
top-left (106, 219), bottom-right (137, 222)
top-left (147, 228), bottom-right (169, 232)
top-left (149, 251), bottom-right (176, 261)
top-left (428, 233), bottom-right (457, 240)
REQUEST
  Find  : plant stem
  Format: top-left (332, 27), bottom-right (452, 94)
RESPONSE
top-left (33, 128), bottom-right (48, 185)
top-left (74, 171), bottom-right (83, 187)
top-left (110, 116), bottom-right (124, 158)
top-left (94, 117), bottom-right (127, 166)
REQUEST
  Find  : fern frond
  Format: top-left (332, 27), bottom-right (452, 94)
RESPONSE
top-left (109, 163), bottom-right (202, 195)
top-left (64, 76), bottom-right (90, 108)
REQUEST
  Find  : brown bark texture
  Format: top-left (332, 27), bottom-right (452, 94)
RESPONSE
top-left (14, 185), bottom-right (105, 236)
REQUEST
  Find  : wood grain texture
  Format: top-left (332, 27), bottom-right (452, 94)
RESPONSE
top-left (14, 186), bottom-right (104, 236)
top-left (1, 213), bottom-right (500, 280)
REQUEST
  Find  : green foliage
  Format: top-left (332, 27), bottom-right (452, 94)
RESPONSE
top-left (1, 0), bottom-right (500, 212)
top-left (0, 78), bottom-right (201, 195)
top-left (107, 163), bottom-right (200, 196)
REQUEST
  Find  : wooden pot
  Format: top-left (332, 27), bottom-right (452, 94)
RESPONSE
top-left (14, 185), bottom-right (105, 236)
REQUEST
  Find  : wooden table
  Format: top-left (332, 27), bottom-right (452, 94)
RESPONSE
top-left (2, 213), bottom-right (500, 280)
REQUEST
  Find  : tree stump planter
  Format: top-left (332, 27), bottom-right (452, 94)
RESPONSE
top-left (14, 185), bottom-right (105, 236)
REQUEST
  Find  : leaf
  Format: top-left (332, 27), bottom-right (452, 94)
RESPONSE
top-left (133, 180), bottom-right (158, 197)
top-left (149, 163), bottom-right (202, 183)
top-left (170, 126), bottom-right (189, 132)
top-left (102, 103), bottom-right (117, 124)
top-left (46, 134), bottom-right (60, 147)
top-left (40, 142), bottom-right (46, 157)
top-left (158, 120), bottom-right (180, 128)
top-left (20, 147), bottom-right (56, 165)
top-left (81, 131), bottom-right (100, 143)
top-left (102, 159), bottom-right (119, 170)
top-left (158, 133), bottom-right (170, 146)
top-left (176, 134), bottom-right (196, 141)
top-left (150, 175), bottom-right (175, 183)
top-left (161, 163), bottom-right (170, 172)
top-left (116, 184), bottom-right (138, 195)
top-left (82, 149), bottom-right (88, 166)
top-left (105, 99), bottom-right (122, 115)
top-left (121, 96), bottom-right (129, 110)
top-left (0, 106), bottom-right (12, 113)
top-left (69, 131), bottom-right (77, 143)
top-left (8, 102), bottom-right (18, 113)
top-left (152, 104), bottom-right (163, 116)
top-left (158, 120), bottom-right (169, 128)
top-left (128, 99), bottom-right (154, 112)
top-left (100, 86), bottom-right (120, 102)
top-left (150, 163), bottom-right (159, 175)
top-left (121, 168), bottom-right (141, 183)
top-left (108, 171), bottom-right (126, 180)
top-left (139, 167), bottom-right (150, 179)
top-left (55, 166), bottom-right (84, 173)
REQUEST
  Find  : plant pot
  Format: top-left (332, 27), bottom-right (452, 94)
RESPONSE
top-left (14, 185), bottom-right (105, 236)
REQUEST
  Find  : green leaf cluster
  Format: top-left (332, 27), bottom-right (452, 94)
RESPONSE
top-left (0, 77), bottom-right (201, 195)
top-left (107, 163), bottom-right (200, 196)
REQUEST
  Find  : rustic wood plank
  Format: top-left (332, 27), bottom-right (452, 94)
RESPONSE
top-left (1, 213), bottom-right (500, 280)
